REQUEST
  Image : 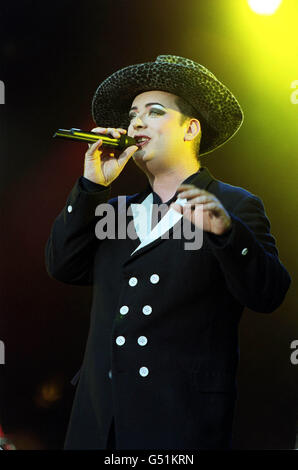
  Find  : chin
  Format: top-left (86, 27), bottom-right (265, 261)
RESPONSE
top-left (133, 153), bottom-right (146, 170)
top-left (133, 150), bottom-right (157, 172)
top-left (134, 148), bottom-right (153, 161)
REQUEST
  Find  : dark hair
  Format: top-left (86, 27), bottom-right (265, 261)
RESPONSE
top-left (174, 95), bottom-right (201, 160)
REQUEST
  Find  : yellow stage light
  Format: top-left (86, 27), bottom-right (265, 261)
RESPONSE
top-left (248, 0), bottom-right (282, 15)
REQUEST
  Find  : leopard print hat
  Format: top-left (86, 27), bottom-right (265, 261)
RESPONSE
top-left (91, 54), bottom-right (244, 156)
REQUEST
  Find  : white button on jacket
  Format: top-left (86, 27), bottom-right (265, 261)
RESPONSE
top-left (128, 277), bottom-right (138, 287)
top-left (139, 366), bottom-right (149, 377)
top-left (120, 306), bottom-right (129, 315)
top-left (67, 205), bottom-right (73, 213)
top-left (150, 274), bottom-right (159, 284)
top-left (142, 305), bottom-right (152, 315)
top-left (115, 336), bottom-right (125, 346)
top-left (137, 336), bottom-right (148, 346)
top-left (241, 248), bottom-right (248, 256)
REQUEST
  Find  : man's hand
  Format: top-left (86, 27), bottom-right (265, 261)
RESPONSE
top-left (84, 127), bottom-right (138, 186)
top-left (170, 184), bottom-right (232, 236)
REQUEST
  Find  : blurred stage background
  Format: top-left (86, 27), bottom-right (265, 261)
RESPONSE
top-left (0, 0), bottom-right (297, 449)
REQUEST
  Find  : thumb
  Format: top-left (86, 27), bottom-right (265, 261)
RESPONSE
top-left (118, 145), bottom-right (139, 167)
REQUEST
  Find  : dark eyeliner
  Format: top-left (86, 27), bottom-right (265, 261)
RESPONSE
top-left (150, 108), bottom-right (164, 115)
top-left (128, 107), bottom-right (165, 120)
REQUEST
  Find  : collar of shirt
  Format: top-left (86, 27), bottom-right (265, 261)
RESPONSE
top-left (149, 169), bottom-right (202, 206)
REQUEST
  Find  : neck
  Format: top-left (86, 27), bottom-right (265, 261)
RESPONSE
top-left (147, 162), bottom-right (200, 203)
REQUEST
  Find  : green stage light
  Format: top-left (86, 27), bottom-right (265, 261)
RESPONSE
top-left (248, 0), bottom-right (282, 15)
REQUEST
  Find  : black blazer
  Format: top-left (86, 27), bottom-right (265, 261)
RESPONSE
top-left (45, 167), bottom-right (291, 450)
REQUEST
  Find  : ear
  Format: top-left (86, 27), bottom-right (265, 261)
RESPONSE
top-left (184, 118), bottom-right (201, 142)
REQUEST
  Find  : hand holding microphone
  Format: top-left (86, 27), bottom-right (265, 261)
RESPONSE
top-left (83, 127), bottom-right (138, 186)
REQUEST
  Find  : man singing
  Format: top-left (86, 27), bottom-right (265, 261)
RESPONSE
top-left (45, 55), bottom-right (291, 450)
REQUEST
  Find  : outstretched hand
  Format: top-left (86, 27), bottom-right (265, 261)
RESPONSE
top-left (170, 184), bottom-right (232, 235)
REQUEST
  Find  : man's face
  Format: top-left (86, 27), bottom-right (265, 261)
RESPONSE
top-left (127, 90), bottom-right (188, 172)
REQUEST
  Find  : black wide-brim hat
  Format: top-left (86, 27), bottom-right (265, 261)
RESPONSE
top-left (92, 54), bottom-right (244, 156)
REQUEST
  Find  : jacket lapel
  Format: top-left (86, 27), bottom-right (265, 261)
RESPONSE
top-left (130, 193), bottom-right (154, 244)
top-left (124, 166), bottom-right (215, 263)
top-left (130, 195), bottom-right (188, 255)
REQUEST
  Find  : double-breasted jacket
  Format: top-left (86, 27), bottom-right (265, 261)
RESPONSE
top-left (45, 166), bottom-right (291, 449)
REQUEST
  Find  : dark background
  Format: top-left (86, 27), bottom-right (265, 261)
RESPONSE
top-left (0, 0), bottom-right (297, 449)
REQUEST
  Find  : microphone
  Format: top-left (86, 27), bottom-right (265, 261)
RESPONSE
top-left (53, 128), bottom-right (136, 150)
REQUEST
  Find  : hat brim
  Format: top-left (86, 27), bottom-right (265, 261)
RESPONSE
top-left (92, 61), bottom-right (243, 156)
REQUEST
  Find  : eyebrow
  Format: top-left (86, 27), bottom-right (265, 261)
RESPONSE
top-left (129, 102), bottom-right (166, 112)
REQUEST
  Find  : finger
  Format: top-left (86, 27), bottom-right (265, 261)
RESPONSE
top-left (177, 188), bottom-right (203, 199)
top-left (186, 195), bottom-right (215, 205)
top-left (86, 138), bottom-right (102, 154)
top-left (91, 127), bottom-right (126, 136)
top-left (117, 145), bottom-right (139, 165)
top-left (175, 204), bottom-right (197, 223)
top-left (178, 187), bottom-right (209, 198)
top-left (201, 202), bottom-right (222, 213)
top-left (105, 127), bottom-right (121, 138)
top-left (170, 202), bottom-right (183, 214)
top-left (91, 127), bottom-right (108, 134)
top-left (91, 127), bottom-right (121, 138)
top-left (176, 184), bottom-right (197, 191)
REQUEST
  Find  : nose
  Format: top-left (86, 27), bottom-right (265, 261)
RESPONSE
top-left (132, 116), bottom-right (147, 129)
